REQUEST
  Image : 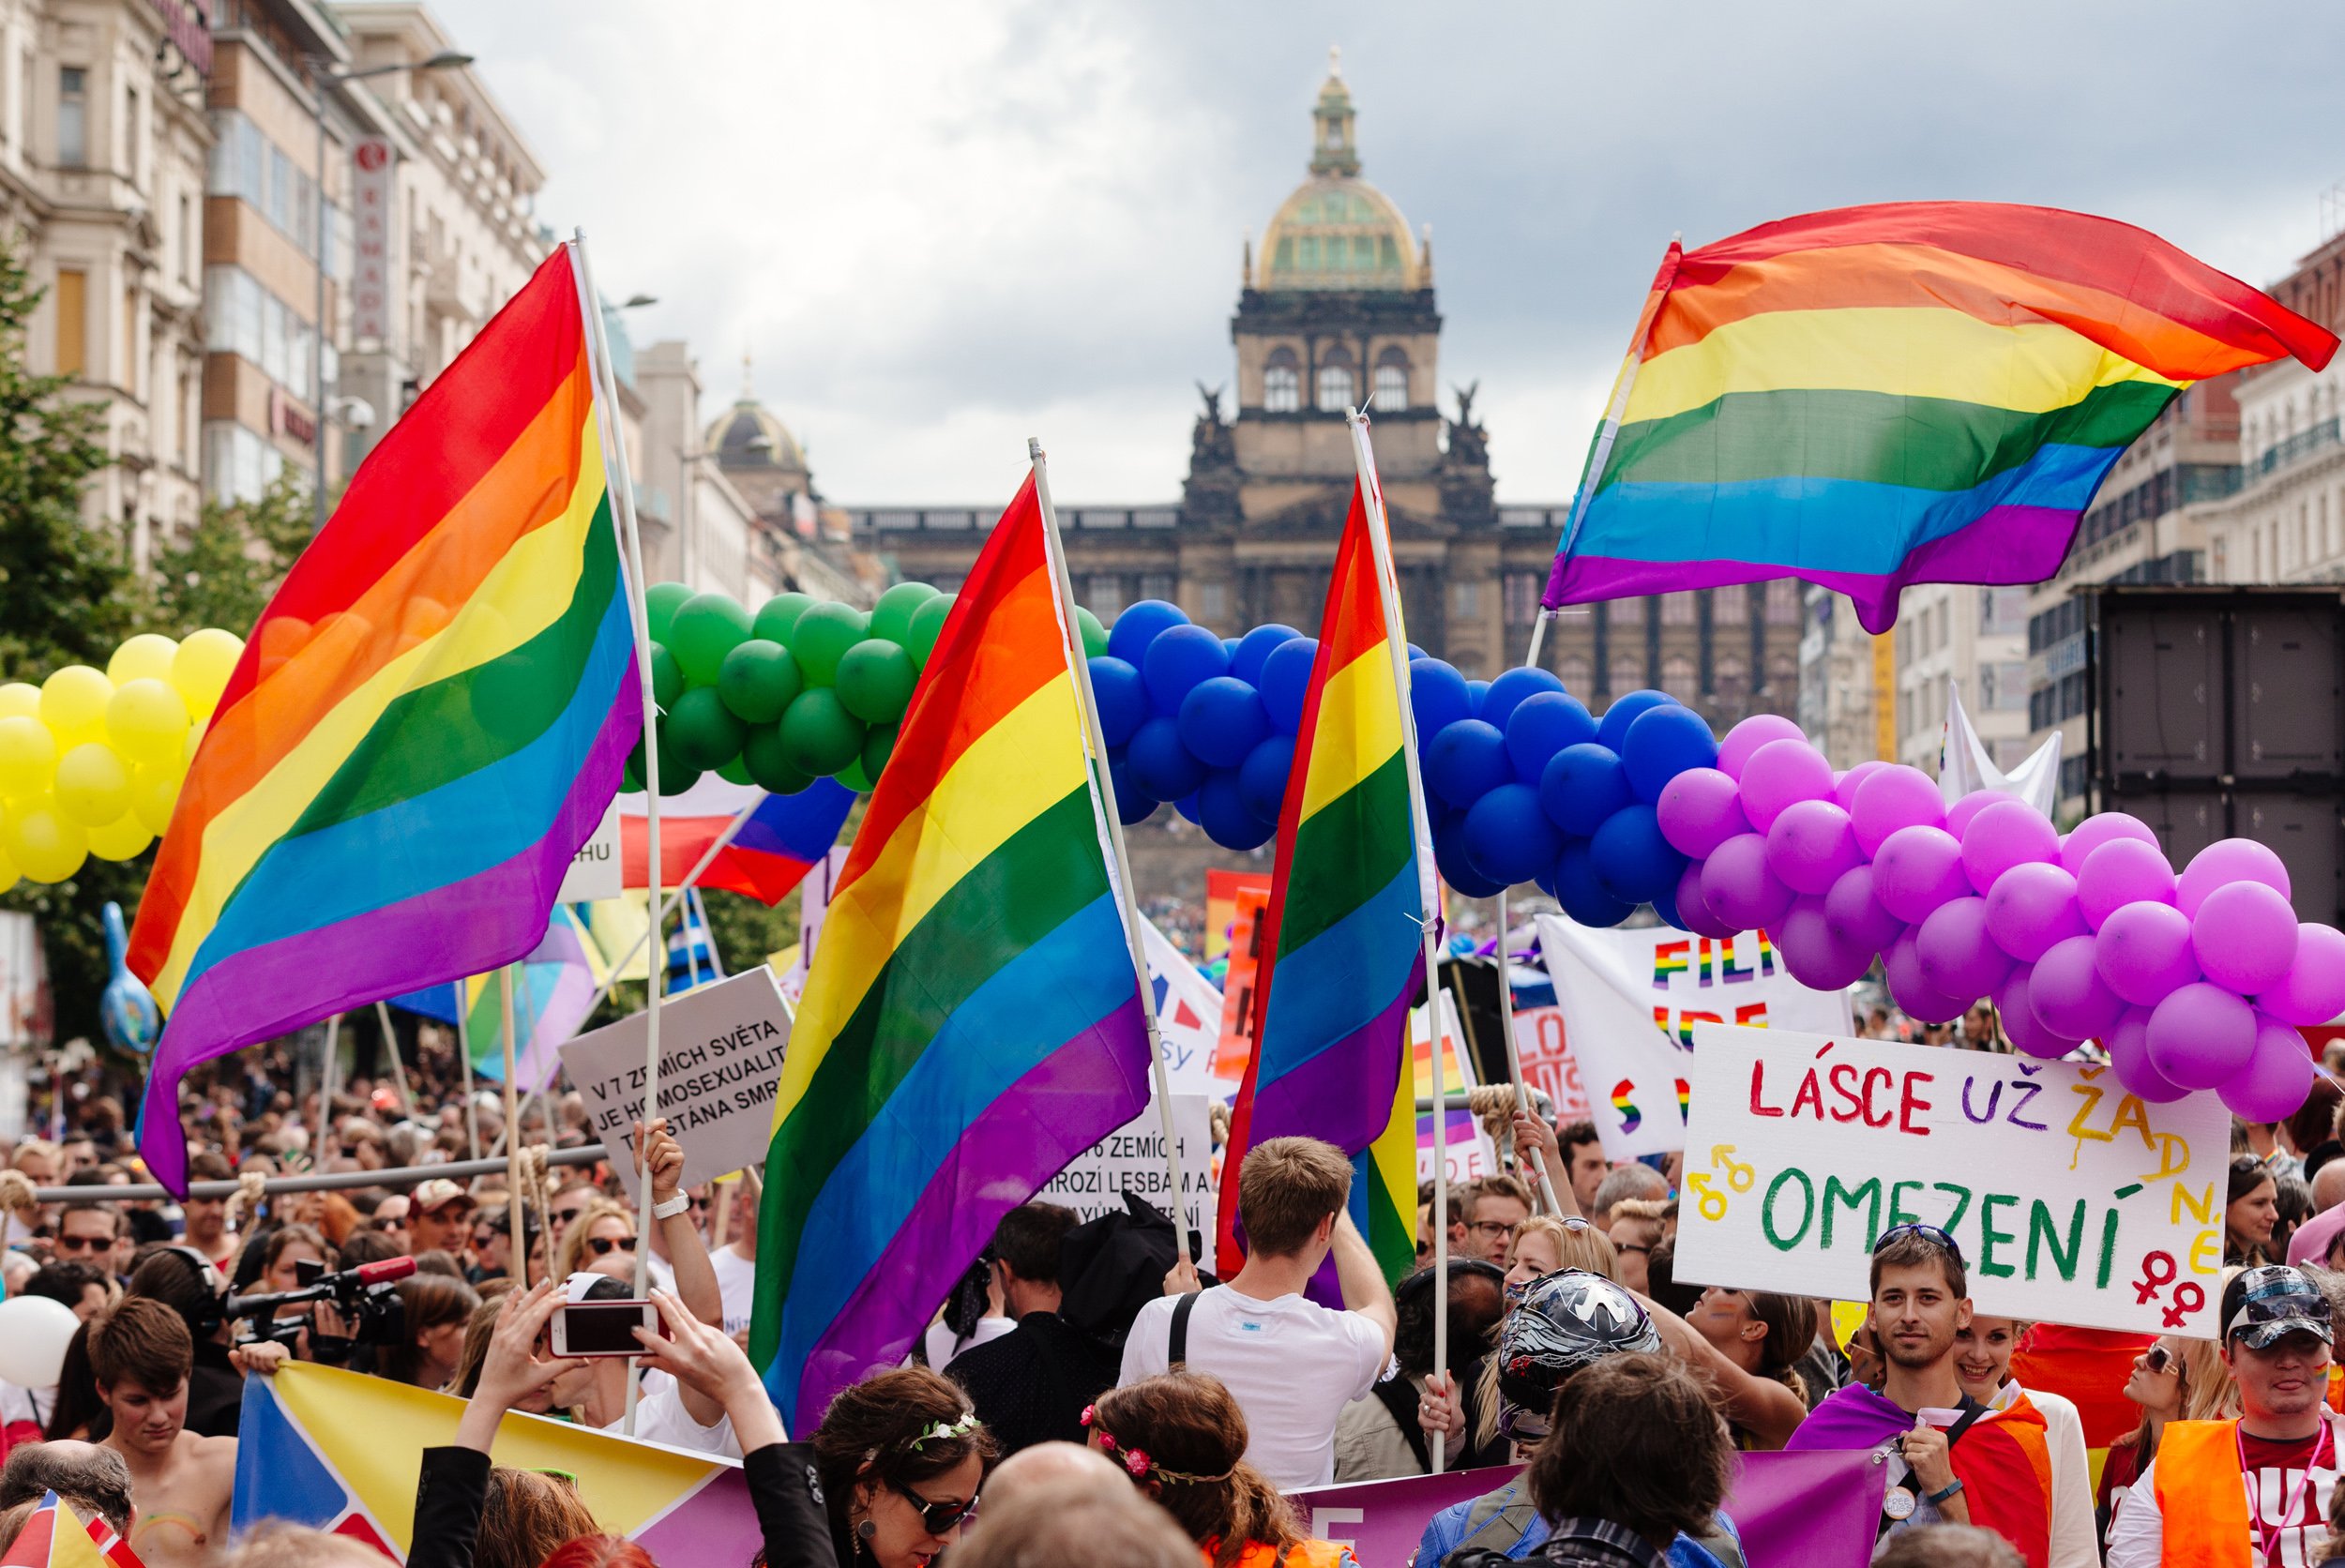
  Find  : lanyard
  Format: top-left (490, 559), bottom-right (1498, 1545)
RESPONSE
top-left (2237, 1418), bottom-right (2331, 1565)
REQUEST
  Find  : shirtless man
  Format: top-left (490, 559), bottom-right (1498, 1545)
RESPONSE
top-left (88, 1298), bottom-right (234, 1568)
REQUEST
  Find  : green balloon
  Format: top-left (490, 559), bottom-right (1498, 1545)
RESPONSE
top-left (716, 753), bottom-right (753, 786)
top-left (908, 595), bottom-right (955, 666)
top-left (838, 756), bottom-right (875, 793)
top-left (716, 639), bottom-right (802, 724)
top-left (869, 580), bottom-right (941, 646)
top-left (650, 644), bottom-right (685, 712)
top-left (752, 591), bottom-right (813, 646)
top-left (834, 640), bottom-right (916, 724)
top-left (651, 724), bottom-right (703, 796)
top-left (669, 592), bottom-right (753, 687)
top-left (779, 687), bottom-right (866, 776)
top-left (644, 581), bottom-right (694, 645)
top-left (793, 602), bottom-right (869, 686)
top-left (664, 686), bottom-right (749, 773)
top-left (1075, 606), bottom-right (1108, 660)
top-left (861, 721), bottom-right (898, 782)
top-left (623, 741), bottom-right (646, 794)
top-left (740, 723), bottom-right (814, 795)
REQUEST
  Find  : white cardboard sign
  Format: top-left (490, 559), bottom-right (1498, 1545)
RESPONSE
top-left (556, 800), bottom-right (621, 903)
top-left (1036, 1093), bottom-right (1216, 1235)
top-left (1674, 1023), bottom-right (2231, 1338)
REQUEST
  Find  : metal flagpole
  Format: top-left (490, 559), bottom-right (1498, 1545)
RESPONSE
top-left (501, 964), bottom-right (524, 1274)
top-left (1029, 438), bottom-right (1192, 1269)
top-left (456, 995), bottom-right (480, 1161)
top-left (1490, 890), bottom-right (1566, 1214)
top-left (587, 800), bottom-right (757, 1018)
top-left (1345, 407), bottom-right (1450, 1472)
top-left (374, 1000), bottom-right (419, 1123)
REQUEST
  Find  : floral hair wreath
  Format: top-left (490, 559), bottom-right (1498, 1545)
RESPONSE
top-left (1079, 1405), bottom-right (1235, 1486)
top-left (867, 1410), bottom-right (982, 1463)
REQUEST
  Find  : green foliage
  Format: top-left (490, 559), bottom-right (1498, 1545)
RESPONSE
top-left (144, 474), bottom-right (311, 640)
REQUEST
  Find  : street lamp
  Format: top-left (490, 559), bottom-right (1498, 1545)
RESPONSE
top-left (308, 49), bottom-right (476, 532)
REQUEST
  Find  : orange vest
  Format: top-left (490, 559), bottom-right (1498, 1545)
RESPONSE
top-left (2150, 1421), bottom-right (2253, 1568)
top-left (1199, 1539), bottom-right (1353, 1568)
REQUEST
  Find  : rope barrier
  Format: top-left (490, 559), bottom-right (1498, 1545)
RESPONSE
top-left (24, 1144), bottom-right (608, 1206)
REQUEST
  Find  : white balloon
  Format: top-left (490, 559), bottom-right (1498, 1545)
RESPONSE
top-left (0, 1295), bottom-right (81, 1388)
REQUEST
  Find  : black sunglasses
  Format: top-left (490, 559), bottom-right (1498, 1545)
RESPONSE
top-left (586, 1235), bottom-right (637, 1257)
top-left (2144, 1344), bottom-right (2173, 1375)
top-left (1873, 1222), bottom-right (1964, 1262)
top-left (892, 1479), bottom-right (976, 1534)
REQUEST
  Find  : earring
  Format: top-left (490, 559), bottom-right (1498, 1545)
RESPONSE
top-left (855, 1518), bottom-right (878, 1557)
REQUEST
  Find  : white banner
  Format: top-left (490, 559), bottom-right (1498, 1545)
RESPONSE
top-left (1142, 918), bottom-right (1237, 1098)
top-left (1535, 914), bottom-right (1853, 1160)
top-left (556, 800), bottom-right (621, 903)
top-left (1675, 1024), bottom-right (2230, 1337)
top-left (1036, 1093), bottom-right (1216, 1235)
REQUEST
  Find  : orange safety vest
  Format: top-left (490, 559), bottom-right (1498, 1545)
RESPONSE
top-left (1199, 1538), bottom-right (1353, 1568)
top-left (2149, 1421), bottom-right (2254, 1568)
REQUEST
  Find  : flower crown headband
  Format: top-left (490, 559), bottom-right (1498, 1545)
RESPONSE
top-left (867, 1410), bottom-right (982, 1464)
top-left (1080, 1405), bottom-right (1235, 1486)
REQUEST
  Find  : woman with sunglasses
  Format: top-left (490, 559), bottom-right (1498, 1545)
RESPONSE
top-left (552, 1199), bottom-right (641, 1284)
top-left (2095, 1331), bottom-right (2240, 1553)
top-left (813, 1365), bottom-right (996, 1568)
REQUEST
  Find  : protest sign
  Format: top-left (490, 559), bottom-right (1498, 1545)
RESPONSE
top-left (1511, 1003), bottom-right (1588, 1123)
top-left (1142, 916), bottom-right (1236, 1096)
top-left (1536, 913), bottom-right (1853, 1160)
top-left (1415, 995), bottom-right (1500, 1185)
top-left (1213, 879), bottom-right (1275, 1079)
top-left (1205, 867), bottom-right (1270, 960)
top-left (556, 799), bottom-right (621, 902)
top-left (1037, 1093), bottom-right (1216, 1233)
top-left (558, 968), bottom-right (791, 1202)
top-left (779, 845), bottom-right (850, 1002)
top-left (1676, 1023), bottom-right (2231, 1337)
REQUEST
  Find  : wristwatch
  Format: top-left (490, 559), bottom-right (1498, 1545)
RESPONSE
top-left (1924, 1479), bottom-right (1965, 1508)
top-left (651, 1192), bottom-right (691, 1220)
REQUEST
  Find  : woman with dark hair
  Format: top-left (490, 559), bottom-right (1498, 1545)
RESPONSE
top-left (1685, 1289), bottom-right (1813, 1421)
top-left (1506, 1355), bottom-right (1735, 1568)
top-left (811, 1365), bottom-right (995, 1568)
top-left (381, 1274), bottom-right (479, 1390)
top-left (2225, 1155), bottom-right (2279, 1265)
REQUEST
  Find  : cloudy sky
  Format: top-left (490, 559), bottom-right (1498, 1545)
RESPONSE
top-left (446, 0), bottom-right (2345, 505)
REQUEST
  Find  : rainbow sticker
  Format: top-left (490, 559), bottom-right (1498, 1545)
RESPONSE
top-left (1611, 1078), bottom-right (1641, 1133)
top-left (1675, 1078), bottom-right (1692, 1120)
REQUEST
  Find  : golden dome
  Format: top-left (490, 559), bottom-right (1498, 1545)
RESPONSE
top-left (705, 354), bottom-right (806, 473)
top-left (1254, 48), bottom-right (1422, 293)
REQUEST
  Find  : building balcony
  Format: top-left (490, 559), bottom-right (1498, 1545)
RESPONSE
top-left (2247, 417), bottom-right (2340, 485)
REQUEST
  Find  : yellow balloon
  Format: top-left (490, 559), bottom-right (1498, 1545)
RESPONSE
top-left (54, 743), bottom-right (131, 828)
top-left (0, 840), bottom-right (18, 895)
top-left (0, 684), bottom-right (37, 722)
top-left (105, 679), bottom-right (189, 767)
top-left (85, 810), bottom-right (152, 862)
top-left (171, 627), bottom-right (245, 718)
top-left (183, 718), bottom-right (207, 772)
top-left (4, 801), bottom-right (85, 883)
top-left (107, 633), bottom-right (180, 687)
top-left (0, 716), bottom-right (56, 799)
top-left (130, 765), bottom-right (181, 835)
top-left (40, 666), bottom-right (113, 748)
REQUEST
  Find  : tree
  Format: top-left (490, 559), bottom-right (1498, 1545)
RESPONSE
top-left (144, 474), bottom-right (312, 639)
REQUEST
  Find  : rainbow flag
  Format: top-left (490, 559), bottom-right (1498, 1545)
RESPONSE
top-left (1217, 476), bottom-right (1428, 1284)
top-left (128, 245), bottom-right (640, 1194)
top-left (393, 909), bottom-right (606, 1090)
top-left (1543, 202), bottom-right (2339, 633)
top-left (749, 475), bottom-right (1151, 1431)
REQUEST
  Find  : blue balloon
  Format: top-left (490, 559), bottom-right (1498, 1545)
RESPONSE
top-left (1505, 690), bottom-right (1599, 782)
top-left (1589, 804), bottom-right (1687, 906)
top-left (1174, 791), bottom-right (1203, 824)
top-left (1143, 624), bottom-right (1231, 713)
top-left (1232, 624), bottom-right (1303, 684)
top-left (1651, 876), bottom-right (1693, 932)
top-left (1222, 637), bottom-right (1241, 658)
top-left (1108, 757), bottom-right (1157, 826)
top-left (1622, 702), bottom-right (1719, 804)
top-left (1481, 667), bottom-right (1566, 734)
top-left (1424, 718), bottom-right (1513, 809)
top-left (1434, 812), bottom-right (1507, 897)
top-left (1200, 769), bottom-right (1277, 851)
top-left (1178, 676), bottom-right (1270, 769)
top-left (1409, 658), bottom-right (1473, 741)
top-left (1596, 689), bottom-right (1678, 751)
top-left (1089, 656), bottom-right (1147, 747)
top-left (1407, 643), bottom-right (1428, 662)
top-left (100, 901), bottom-right (158, 1054)
top-left (1108, 599), bottom-right (1188, 666)
top-left (1127, 715), bottom-right (1206, 802)
top-left (1553, 841), bottom-right (1633, 927)
top-left (1259, 637), bottom-right (1319, 733)
top-left (1540, 743), bottom-right (1630, 836)
top-left (1238, 734), bottom-right (1295, 823)
top-left (1463, 782), bottom-right (1564, 889)
top-left (1465, 679), bottom-right (1490, 716)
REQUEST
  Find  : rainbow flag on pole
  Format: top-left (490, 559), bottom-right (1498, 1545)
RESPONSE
top-left (1216, 475), bottom-right (1427, 1285)
top-left (128, 244), bottom-right (641, 1193)
top-left (749, 475), bottom-right (1151, 1432)
top-left (1543, 202), bottom-right (2339, 633)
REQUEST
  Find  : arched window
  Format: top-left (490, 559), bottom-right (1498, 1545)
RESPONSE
top-left (1263, 347), bottom-right (1300, 414)
top-left (1373, 347), bottom-right (1409, 412)
top-left (1558, 654), bottom-right (1591, 695)
top-left (1661, 655), bottom-right (1696, 695)
top-left (1608, 654), bottom-right (1644, 696)
top-left (1715, 656), bottom-right (1750, 704)
top-left (1316, 349), bottom-right (1355, 414)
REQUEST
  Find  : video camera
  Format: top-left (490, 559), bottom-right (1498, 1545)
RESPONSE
top-left (229, 1256), bottom-right (415, 1365)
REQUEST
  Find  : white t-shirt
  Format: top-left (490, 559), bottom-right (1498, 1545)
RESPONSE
top-left (925, 1316), bottom-right (1013, 1369)
top-left (1994, 1380), bottom-right (2095, 1568)
top-left (711, 1245), bottom-right (757, 1339)
top-left (1119, 1287), bottom-right (1388, 1491)
top-left (601, 1369), bottom-right (741, 1457)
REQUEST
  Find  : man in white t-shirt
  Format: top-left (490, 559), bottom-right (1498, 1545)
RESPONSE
top-left (1118, 1136), bottom-right (1397, 1491)
top-left (707, 1174), bottom-right (761, 1340)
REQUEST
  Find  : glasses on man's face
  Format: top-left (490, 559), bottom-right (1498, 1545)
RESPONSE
top-left (1415, 1239), bottom-right (1432, 1260)
top-left (554, 1207), bottom-right (588, 1227)
top-left (1466, 1220), bottom-right (1520, 1240)
top-left (53, 1233), bottom-right (108, 1254)
top-left (586, 1235), bottom-right (637, 1257)
top-left (1873, 1222), bottom-right (1964, 1262)
top-left (473, 1231), bottom-right (495, 1249)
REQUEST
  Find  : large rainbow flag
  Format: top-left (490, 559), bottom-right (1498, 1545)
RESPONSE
top-left (749, 475), bottom-right (1151, 1431)
top-left (1216, 474), bottom-right (1427, 1284)
top-left (129, 245), bottom-right (639, 1193)
top-left (1543, 202), bottom-right (2340, 633)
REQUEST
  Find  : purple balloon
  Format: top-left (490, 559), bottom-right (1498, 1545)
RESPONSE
top-left (2029, 933), bottom-right (2128, 1040)
top-left (1984, 862), bottom-right (2088, 962)
top-left (1674, 861), bottom-right (1740, 940)
top-left (1699, 833), bottom-right (1795, 932)
top-left (1872, 825), bottom-right (1970, 926)
top-left (1737, 738), bottom-right (1835, 835)
top-left (1774, 895), bottom-right (1874, 990)
top-left (1656, 768), bottom-right (1750, 859)
top-left (1834, 761), bottom-right (1886, 814)
top-left (1995, 966), bottom-right (2082, 1061)
top-left (1766, 798), bottom-right (1864, 896)
top-left (2219, 1013), bottom-right (2319, 1122)
top-left (1885, 930), bottom-right (1971, 1024)
top-left (1850, 764), bottom-right (1947, 858)
top-left (2095, 900), bottom-right (2202, 1007)
top-left (2059, 812), bottom-right (2159, 878)
top-left (1717, 714), bottom-right (1806, 781)
top-left (2144, 982), bottom-right (2257, 1091)
top-left (1824, 864), bottom-right (1904, 958)
top-left (1916, 896), bottom-right (2013, 1004)
top-left (2191, 882), bottom-right (2302, 996)
top-left (2177, 838), bottom-right (2292, 919)
top-left (2257, 923), bottom-right (2345, 1026)
top-left (2106, 1008), bottom-right (2190, 1104)
top-left (1945, 792), bottom-right (1998, 839)
top-left (1960, 799), bottom-right (2060, 897)
top-left (2077, 838), bottom-right (2178, 930)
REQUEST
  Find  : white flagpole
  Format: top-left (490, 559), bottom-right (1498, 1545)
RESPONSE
top-left (1344, 407), bottom-right (1450, 1470)
top-left (1029, 439), bottom-right (1191, 1270)
top-left (455, 995), bottom-right (480, 1162)
top-left (374, 1000), bottom-right (418, 1123)
top-left (589, 797), bottom-right (759, 1015)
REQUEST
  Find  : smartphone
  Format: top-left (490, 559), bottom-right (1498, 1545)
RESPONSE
top-left (551, 1300), bottom-right (665, 1358)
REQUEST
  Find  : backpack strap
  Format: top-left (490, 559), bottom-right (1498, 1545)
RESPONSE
top-left (1168, 1290), bottom-right (1206, 1369)
top-left (1369, 1375), bottom-right (1432, 1471)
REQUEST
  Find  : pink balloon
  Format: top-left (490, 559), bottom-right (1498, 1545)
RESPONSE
top-left (1873, 825), bottom-right (1970, 926)
top-left (1885, 929), bottom-right (1970, 1024)
top-left (1851, 765), bottom-right (1946, 858)
top-left (1657, 768), bottom-right (1750, 860)
top-left (2095, 901), bottom-right (2201, 1007)
top-left (2077, 838), bottom-right (2178, 930)
top-left (2105, 1007), bottom-right (2190, 1104)
top-left (1959, 799), bottom-right (2061, 897)
top-left (1774, 895), bottom-right (1873, 990)
top-left (1700, 833), bottom-right (1795, 931)
top-left (1824, 864), bottom-right (1904, 958)
top-left (2029, 933), bottom-right (2128, 1040)
top-left (1945, 792), bottom-right (1998, 839)
top-left (1717, 714), bottom-right (1806, 780)
top-left (1983, 862), bottom-right (2088, 962)
top-left (2059, 812), bottom-right (2159, 878)
top-left (1766, 799), bottom-right (1864, 896)
top-left (1674, 861), bottom-right (1740, 940)
top-left (2144, 983), bottom-right (2257, 1091)
top-left (2219, 1013), bottom-right (2318, 1123)
top-left (2190, 882), bottom-right (2302, 995)
top-left (1737, 739), bottom-right (1835, 835)
top-left (1834, 761), bottom-right (1886, 814)
top-left (2177, 838), bottom-right (2292, 919)
top-left (1916, 896), bottom-right (2014, 1004)
top-left (1994, 966), bottom-right (2082, 1061)
top-left (2256, 923), bottom-right (2345, 1026)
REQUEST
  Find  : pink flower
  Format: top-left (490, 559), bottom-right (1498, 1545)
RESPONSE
top-left (1124, 1450), bottom-right (1151, 1477)
top-left (1080, 1405), bottom-right (1097, 1428)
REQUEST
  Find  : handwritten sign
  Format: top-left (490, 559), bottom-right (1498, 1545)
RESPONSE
top-left (558, 969), bottom-right (792, 1202)
top-left (1511, 1004), bottom-right (1589, 1123)
top-left (1675, 1024), bottom-right (2230, 1338)
top-left (1036, 1093), bottom-right (1215, 1234)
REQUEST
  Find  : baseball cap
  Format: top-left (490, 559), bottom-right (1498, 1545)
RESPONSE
top-left (2222, 1264), bottom-right (2334, 1349)
top-left (412, 1179), bottom-right (476, 1215)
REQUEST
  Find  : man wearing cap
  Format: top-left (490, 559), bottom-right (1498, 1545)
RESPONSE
top-left (408, 1180), bottom-right (477, 1263)
top-left (2106, 1264), bottom-right (2341, 1568)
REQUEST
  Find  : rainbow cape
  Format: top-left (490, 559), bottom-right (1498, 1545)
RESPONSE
top-left (0, 1495), bottom-right (107, 1568)
top-left (233, 1362), bottom-right (759, 1560)
top-left (1788, 1381), bottom-right (2053, 1568)
top-left (1217, 475), bottom-right (1427, 1284)
top-left (128, 244), bottom-right (640, 1193)
top-left (749, 475), bottom-right (1152, 1432)
top-left (1544, 202), bottom-right (2340, 632)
